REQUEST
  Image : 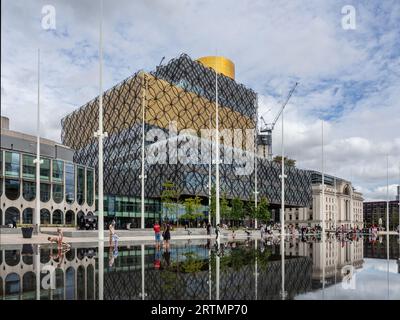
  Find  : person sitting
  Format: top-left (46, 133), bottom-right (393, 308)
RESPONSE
top-left (48, 228), bottom-right (70, 248)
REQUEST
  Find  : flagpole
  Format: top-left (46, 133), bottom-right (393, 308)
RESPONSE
top-left (215, 64), bottom-right (220, 228)
top-left (34, 49), bottom-right (42, 231)
top-left (96, 0), bottom-right (106, 240)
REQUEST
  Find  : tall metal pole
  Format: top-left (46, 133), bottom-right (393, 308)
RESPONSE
top-left (141, 244), bottom-right (145, 299)
top-left (216, 254), bottom-right (220, 300)
top-left (334, 176), bottom-right (337, 232)
top-left (141, 74), bottom-right (147, 229)
top-left (321, 120), bottom-right (326, 298)
top-left (98, 241), bottom-right (104, 300)
top-left (96, 0), bottom-right (106, 240)
top-left (34, 49), bottom-right (42, 230)
top-left (254, 239), bottom-right (258, 300)
top-left (280, 104), bottom-right (286, 236)
top-left (398, 162), bottom-right (400, 234)
top-left (322, 120), bottom-right (325, 235)
top-left (208, 247), bottom-right (212, 300)
top-left (215, 67), bottom-right (220, 226)
top-left (387, 155), bottom-right (389, 232)
top-left (280, 101), bottom-right (286, 300)
top-left (208, 114), bottom-right (212, 224)
top-left (254, 97), bottom-right (259, 229)
top-left (35, 245), bottom-right (41, 300)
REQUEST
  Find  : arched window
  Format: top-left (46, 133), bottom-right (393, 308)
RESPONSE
top-left (40, 209), bottom-right (51, 225)
top-left (87, 169), bottom-right (94, 206)
top-left (22, 181), bottom-right (36, 201)
top-left (40, 247), bottom-right (51, 264)
top-left (5, 249), bottom-right (20, 266)
top-left (77, 266), bottom-right (85, 300)
top-left (22, 208), bottom-right (33, 224)
top-left (52, 183), bottom-right (63, 203)
top-left (52, 210), bottom-right (64, 225)
top-left (5, 207), bottom-right (20, 225)
top-left (40, 183), bottom-right (51, 203)
top-left (65, 163), bottom-right (75, 204)
top-left (5, 273), bottom-right (20, 298)
top-left (77, 166), bottom-right (85, 205)
top-left (66, 267), bottom-right (75, 300)
top-left (0, 208), bottom-right (2, 225)
top-left (77, 211), bottom-right (85, 230)
top-left (54, 269), bottom-right (64, 300)
top-left (22, 272), bottom-right (36, 300)
top-left (65, 210), bottom-right (75, 226)
top-left (87, 265), bottom-right (95, 300)
top-left (5, 179), bottom-right (20, 200)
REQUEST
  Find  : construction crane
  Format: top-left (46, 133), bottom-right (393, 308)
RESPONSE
top-left (258, 82), bottom-right (298, 160)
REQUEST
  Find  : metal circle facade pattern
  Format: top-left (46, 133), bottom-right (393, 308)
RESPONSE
top-left (61, 54), bottom-right (312, 207)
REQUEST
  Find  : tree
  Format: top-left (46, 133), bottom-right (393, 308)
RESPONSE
top-left (220, 193), bottom-right (231, 222)
top-left (231, 197), bottom-right (244, 227)
top-left (273, 155), bottom-right (296, 167)
top-left (161, 181), bottom-right (181, 222)
top-left (210, 186), bottom-right (216, 221)
top-left (182, 196), bottom-right (204, 227)
top-left (257, 197), bottom-right (271, 222)
top-left (247, 197), bottom-right (271, 225)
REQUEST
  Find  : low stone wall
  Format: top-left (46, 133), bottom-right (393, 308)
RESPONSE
top-left (0, 228), bottom-right (22, 235)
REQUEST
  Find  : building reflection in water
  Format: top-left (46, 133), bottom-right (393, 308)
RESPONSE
top-left (0, 244), bottom-right (96, 300)
top-left (1, 235), bottom-right (399, 300)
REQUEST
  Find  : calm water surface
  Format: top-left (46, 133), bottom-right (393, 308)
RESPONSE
top-left (1, 235), bottom-right (399, 300)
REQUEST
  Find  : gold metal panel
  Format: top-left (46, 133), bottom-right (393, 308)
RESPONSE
top-left (196, 56), bottom-right (235, 80)
top-left (62, 72), bottom-right (254, 150)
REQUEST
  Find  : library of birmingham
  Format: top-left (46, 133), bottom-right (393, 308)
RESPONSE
top-left (0, 54), bottom-right (363, 229)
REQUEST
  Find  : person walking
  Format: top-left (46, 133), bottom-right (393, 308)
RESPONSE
top-left (163, 223), bottom-right (171, 250)
top-left (109, 220), bottom-right (119, 247)
top-left (153, 221), bottom-right (161, 249)
top-left (206, 222), bottom-right (211, 236)
top-left (215, 224), bottom-right (220, 240)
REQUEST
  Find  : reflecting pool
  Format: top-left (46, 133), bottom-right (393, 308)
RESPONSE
top-left (0, 235), bottom-right (399, 300)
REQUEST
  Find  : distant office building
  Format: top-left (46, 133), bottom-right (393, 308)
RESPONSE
top-left (363, 201), bottom-right (399, 230)
top-left (285, 172), bottom-right (364, 230)
top-left (0, 117), bottom-right (95, 226)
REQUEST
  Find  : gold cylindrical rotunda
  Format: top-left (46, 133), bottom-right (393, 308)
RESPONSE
top-left (196, 56), bottom-right (235, 80)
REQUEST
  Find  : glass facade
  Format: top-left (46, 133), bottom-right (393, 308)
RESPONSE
top-left (52, 160), bottom-right (64, 183)
top-left (5, 152), bottom-right (20, 178)
top-left (2, 148), bottom-right (94, 226)
top-left (22, 181), bottom-right (36, 201)
top-left (22, 208), bottom-right (33, 224)
top-left (77, 166), bottom-right (85, 205)
top-left (52, 183), bottom-right (63, 203)
top-left (65, 163), bottom-right (75, 204)
top-left (40, 158), bottom-right (50, 181)
top-left (22, 154), bottom-right (35, 180)
top-left (40, 209), bottom-right (51, 224)
top-left (86, 169), bottom-right (94, 206)
top-left (40, 183), bottom-right (51, 202)
top-left (5, 179), bottom-right (20, 200)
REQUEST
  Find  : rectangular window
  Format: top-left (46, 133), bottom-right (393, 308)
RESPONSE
top-left (65, 163), bottom-right (75, 204)
top-left (86, 169), bottom-right (94, 206)
top-left (52, 160), bottom-right (64, 183)
top-left (22, 154), bottom-right (36, 180)
top-left (5, 151), bottom-right (20, 178)
top-left (40, 158), bottom-right (51, 181)
top-left (77, 166), bottom-right (85, 205)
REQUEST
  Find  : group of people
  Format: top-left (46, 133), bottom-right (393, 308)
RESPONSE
top-left (153, 221), bottom-right (171, 250)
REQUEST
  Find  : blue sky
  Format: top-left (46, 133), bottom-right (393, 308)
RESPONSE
top-left (1, 0), bottom-right (399, 201)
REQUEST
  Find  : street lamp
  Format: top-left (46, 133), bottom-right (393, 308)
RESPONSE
top-left (33, 49), bottom-right (43, 232)
top-left (94, 0), bottom-right (108, 240)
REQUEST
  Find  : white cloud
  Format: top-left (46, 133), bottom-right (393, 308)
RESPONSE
top-left (1, 0), bottom-right (399, 202)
